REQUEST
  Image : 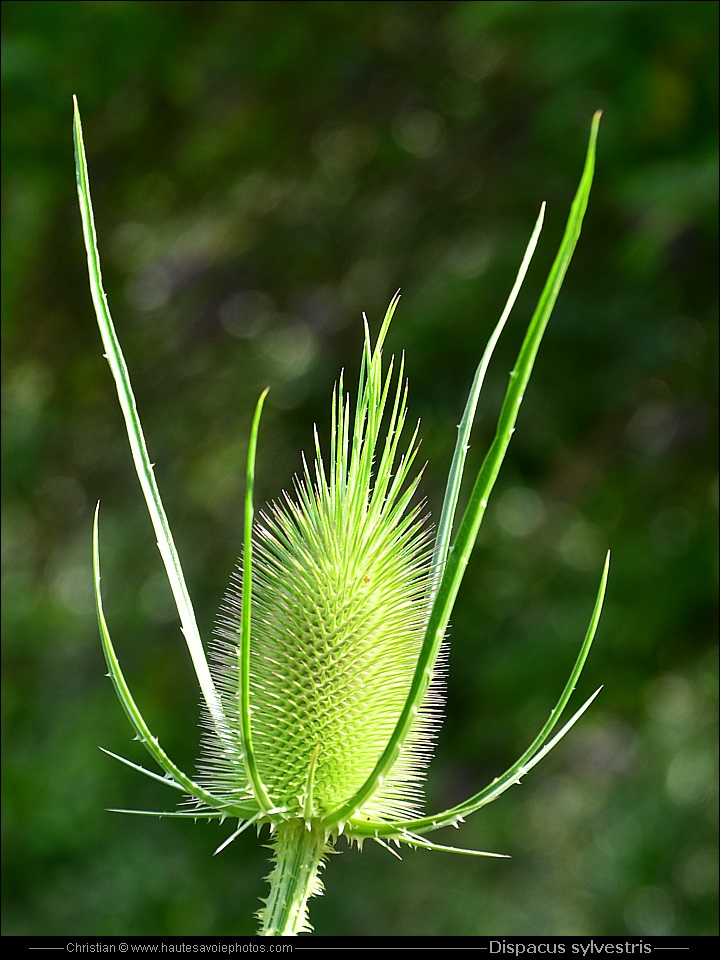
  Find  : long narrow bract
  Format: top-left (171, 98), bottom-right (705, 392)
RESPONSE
top-left (428, 202), bottom-right (546, 602)
top-left (74, 97), bottom-right (225, 739)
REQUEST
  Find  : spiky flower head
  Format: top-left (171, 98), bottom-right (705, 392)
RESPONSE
top-left (202, 296), bottom-right (444, 827)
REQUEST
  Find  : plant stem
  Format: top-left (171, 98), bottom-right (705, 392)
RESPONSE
top-left (260, 820), bottom-right (331, 936)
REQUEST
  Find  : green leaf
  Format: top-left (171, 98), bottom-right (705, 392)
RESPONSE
top-left (350, 550), bottom-right (610, 839)
top-left (93, 504), bottom-right (254, 819)
top-left (238, 389), bottom-right (274, 814)
top-left (429, 202), bottom-right (546, 602)
top-left (73, 97), bottom-right (225, 736)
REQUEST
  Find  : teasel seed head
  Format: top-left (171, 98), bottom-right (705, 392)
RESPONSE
top-left (200, 296), bottom-right (446, 828)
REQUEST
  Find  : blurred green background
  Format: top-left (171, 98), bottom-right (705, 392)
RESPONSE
top-left (2, 0), bottom-right (717, 938)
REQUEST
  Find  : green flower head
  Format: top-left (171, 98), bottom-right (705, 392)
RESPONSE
top-left (203, 297), bottom-right (444, 830)
top-left (75, 98), bottom-right (608, 936)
